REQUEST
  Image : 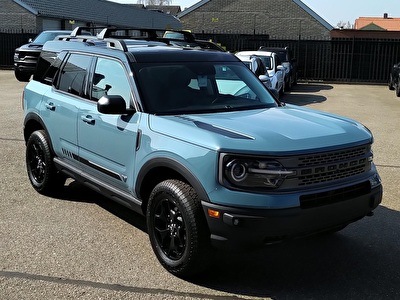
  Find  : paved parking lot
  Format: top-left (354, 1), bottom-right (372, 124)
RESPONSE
top-left (1, 69), bottom-right (399, 299)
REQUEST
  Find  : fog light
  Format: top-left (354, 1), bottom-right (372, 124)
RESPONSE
top-left (369, 174), bottom-right (381, 188)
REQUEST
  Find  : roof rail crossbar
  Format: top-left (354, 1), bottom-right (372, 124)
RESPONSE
top-left (103, 38), bottom-right (128, 52)
top-left (70, 26), bottom-right (106, 37)
top-left (96, 27), bottom-right (160, 39)
top-left (55, 35), bottom-right (92, 43)
top-left (97, 28), bottom-right (115, 39)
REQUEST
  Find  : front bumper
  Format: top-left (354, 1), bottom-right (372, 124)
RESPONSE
top-left (14, 60), bottom-right (37, 73)
top-left (202, 182), bottom-right (382, 248)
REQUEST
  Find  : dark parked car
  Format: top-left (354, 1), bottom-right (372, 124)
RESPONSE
top-left (388, 62), bottom-right (400, 96)
top-left (259, 46), bottom-right (298, 90)
top-left (14, 30), bottom-right (72, 82)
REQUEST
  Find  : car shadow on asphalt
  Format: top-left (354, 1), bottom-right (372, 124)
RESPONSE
top-left (282, 83), bottom-right (332, 106)
top-left (55, 180), bottom-right (148, 233)
top-left (52, 182), bottom-right (399, 299)
top-left (189, 205), bottom-right (400, 299)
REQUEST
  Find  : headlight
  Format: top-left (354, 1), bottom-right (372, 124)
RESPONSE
top-left (219, 154), bottom-right (296, 190)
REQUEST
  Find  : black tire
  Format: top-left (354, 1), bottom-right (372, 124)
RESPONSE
top-left (286, 76), bottom-right (292, 91)
top-left (26, 130), bottom-right (66, 195)
top-left (396, 83), bottom-right (400, 97)
top-left (14, 69), bottom-right (31, 82)
top-left (388, 74), bottom-right (395, 90)
top-left (147, 179), bottom-right (210, 277)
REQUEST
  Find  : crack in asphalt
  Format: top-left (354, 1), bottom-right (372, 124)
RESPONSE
top-left (375, 164), bottom-right (400, 169)
top-left (0, 270), bottom-right (247, 300)
top-left (0, 137), bottom-right (24, 142)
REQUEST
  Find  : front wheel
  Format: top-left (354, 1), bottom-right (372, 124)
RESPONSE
top-left (389, 74), bottom-right (395, 90)
top-left (147, 179), bottom-right (210, 277)
top-left (14, 69), bottom-right (31, 82)
top-left (26, 130), bottom-right (66, 195)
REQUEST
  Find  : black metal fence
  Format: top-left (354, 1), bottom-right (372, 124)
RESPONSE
top-left (2, 30), bottom-right (400, 83)
top-left (0, 31), bottom-right (37, 68)
top-left (200, 33), bottom-right (400, 83)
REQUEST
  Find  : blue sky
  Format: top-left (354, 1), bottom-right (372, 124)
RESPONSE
top-left (111, 0), bottom-right (400, 28)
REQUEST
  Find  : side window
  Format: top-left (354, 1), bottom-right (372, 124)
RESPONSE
top-left (58, 54), bottom-right (92, 97)
top-left (91, 58), bottom-right (131, 106)
top-left (33, 51), bottom-right (64, 85)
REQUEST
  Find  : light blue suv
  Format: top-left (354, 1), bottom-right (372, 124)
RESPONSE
top-left (23, 28), bottom-right (382, 277)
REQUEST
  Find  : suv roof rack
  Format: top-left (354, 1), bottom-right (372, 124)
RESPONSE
top-left (96, 27), bottom-right (160, 40)
top-left (52, 26), bottom-right (224, 53)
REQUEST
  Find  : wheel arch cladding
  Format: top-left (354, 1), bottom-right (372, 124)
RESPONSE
top-left (136, 157), bottom-right (210, 212)
top-left (24, 113), bottom-right (47, 142)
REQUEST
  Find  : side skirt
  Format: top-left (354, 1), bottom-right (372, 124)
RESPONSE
top-left (54, 157), bottom-right (144, 215)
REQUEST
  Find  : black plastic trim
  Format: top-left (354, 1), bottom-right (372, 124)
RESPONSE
top-left (54, 157), bottom-right (143, 215)
top-left (136, 157), bottom-right (210, 202)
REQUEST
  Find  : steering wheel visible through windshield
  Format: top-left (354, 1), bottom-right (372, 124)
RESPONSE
top-left (136, 61), bottom-right (277, 115)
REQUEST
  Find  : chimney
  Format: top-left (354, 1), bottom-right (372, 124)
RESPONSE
top-left (384, 13), bottom-right (388, 19)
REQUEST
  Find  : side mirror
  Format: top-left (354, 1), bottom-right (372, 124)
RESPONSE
top-left (97, 95), bottom-right (135, 115)
top-left (259, 74), bottom-right (269, 82)
top-left (277, 65), bottom-right (284, 71)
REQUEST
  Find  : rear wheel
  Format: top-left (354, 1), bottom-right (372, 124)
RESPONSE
top-left (147, 179), bottom-right (210, 277)
top-left (26, 130), bottom-right (66, 195)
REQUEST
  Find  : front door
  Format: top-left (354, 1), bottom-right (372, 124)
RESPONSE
top-left (77, 57), bottom-right (139, 192)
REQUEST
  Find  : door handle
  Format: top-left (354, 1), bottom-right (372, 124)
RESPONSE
top-left (45, 102), bottom-right (56, 111)
top-left (81, 115), bottom-right (95, 125)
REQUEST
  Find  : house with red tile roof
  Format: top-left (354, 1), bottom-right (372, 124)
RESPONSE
top-left (355, 14), bottom-right (400, 31)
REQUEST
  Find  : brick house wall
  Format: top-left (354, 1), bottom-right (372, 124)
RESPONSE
top-left (0, 0), bottom-right (37, 32)
top-left (179, 0), bottom-right (331, 39)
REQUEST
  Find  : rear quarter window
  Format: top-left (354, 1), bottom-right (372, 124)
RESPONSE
top-left (33, 51), bottom-right (64, 85)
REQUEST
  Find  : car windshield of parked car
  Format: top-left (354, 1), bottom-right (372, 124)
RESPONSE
top-left (257, 56), bottom-right (272, 70)
top-left (32, 31), bottom-right (68, 45)
top-left (135, 62), bottom-right (277, 115)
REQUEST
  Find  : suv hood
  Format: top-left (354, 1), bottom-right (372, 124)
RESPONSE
top-left (16, 43), bottom-right (43, 51)
top-left (149, 105), bottom-right (372, 155)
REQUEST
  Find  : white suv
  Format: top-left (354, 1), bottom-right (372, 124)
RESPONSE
top-left (236, 50), bottom-right (285, 97)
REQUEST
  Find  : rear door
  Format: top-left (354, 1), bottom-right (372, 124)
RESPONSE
top-left (40, 52), bottom-right (93, 164)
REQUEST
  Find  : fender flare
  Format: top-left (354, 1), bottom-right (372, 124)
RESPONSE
top-left (23, 113), bottom-right (57, 153)
top-left (135, 157), bottom-right (210, 203)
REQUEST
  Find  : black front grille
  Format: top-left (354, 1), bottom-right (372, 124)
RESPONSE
top-left (298, 146), bottom-right (368, 167)
top-left (300, 181), bottom-right (371, 209)
top-left (19, 51), bottom-right (41, 59)
top-left (282, 145), bottom-right (372, 187)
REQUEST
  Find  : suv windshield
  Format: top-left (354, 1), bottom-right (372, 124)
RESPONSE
top-left (32, 31), bottom-right (69, 45)
top-left (135, 62), bottom-right (277, 115)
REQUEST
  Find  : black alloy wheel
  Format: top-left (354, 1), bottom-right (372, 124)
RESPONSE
top-left (154, 195), bottom-right (186, 260)
top-left (26, 130), bottom-right (65, 194)
top-left (147, 179), bottom-right (210, 277)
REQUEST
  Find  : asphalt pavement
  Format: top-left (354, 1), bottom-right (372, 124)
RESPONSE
top-left (1, 70), bottom-right (399, 299)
